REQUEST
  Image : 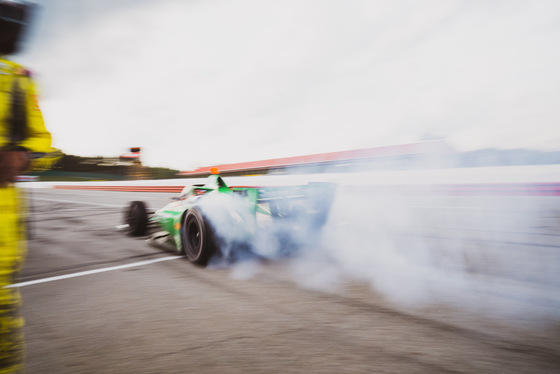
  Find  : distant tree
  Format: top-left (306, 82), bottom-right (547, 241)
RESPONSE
top-left (47, 153), bottom-right (182, 179)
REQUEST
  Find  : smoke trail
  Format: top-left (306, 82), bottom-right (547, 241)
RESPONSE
top-left (293, 176), bottom-right (560, 322)
top-left (198, 163), bottom-right (560, 323)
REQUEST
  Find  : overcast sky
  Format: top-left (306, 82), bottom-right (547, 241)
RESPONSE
top-left (14, 0), bottom-right (560, 170)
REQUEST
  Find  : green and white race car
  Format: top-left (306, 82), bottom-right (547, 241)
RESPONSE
top-left (123, 171), bottom-right (336, 266)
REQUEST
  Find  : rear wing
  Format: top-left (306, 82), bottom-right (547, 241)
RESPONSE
top-left (232, 183), bottom-right (337, 226)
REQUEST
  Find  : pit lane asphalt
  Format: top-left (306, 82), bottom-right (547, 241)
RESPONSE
top-left (17, 188), bottom-right (560, 373)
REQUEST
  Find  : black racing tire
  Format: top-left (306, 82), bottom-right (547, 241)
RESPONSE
top-left (124, 201), bottom-right (148, 236)
top-left (181, 207), bottom-right (217, 267)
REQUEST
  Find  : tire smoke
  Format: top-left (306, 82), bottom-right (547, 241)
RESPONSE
top-left (203, 169), bottom-right (560, 323)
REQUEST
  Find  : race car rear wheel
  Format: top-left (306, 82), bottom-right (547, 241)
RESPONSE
top-left (125, 201), bottom-right (148, 236)
top-left (181, 207), bottom-right (216, 267)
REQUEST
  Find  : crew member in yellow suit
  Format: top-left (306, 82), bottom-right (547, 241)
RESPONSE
top-left (0, 2), bottom-right (54, 372)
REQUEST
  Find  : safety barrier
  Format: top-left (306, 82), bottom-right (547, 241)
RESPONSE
top-left (53, 185), bottom-right (183, 193)
top-left (52, 183), bottom-right (560, 196)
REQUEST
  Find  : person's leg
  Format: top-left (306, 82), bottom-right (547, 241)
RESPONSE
top-left (0, 186), bottom-right (26, 374)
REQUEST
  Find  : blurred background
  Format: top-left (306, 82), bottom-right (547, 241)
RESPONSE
top-left (9, 4), bottom-right (560, 372)
top-left (15, 0), bottom-right (560, 174)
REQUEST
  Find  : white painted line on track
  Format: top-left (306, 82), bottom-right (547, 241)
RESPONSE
top-left (30, 207), bottom-right (115, 214)
top-left (31, 197), bottom-right (126, 208)
top-left (5, 256), bottom-right (182, 288)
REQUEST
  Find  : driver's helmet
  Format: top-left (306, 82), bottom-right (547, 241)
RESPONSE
top-left (180, 184), bottom-right (206, 198)
top-left (0, 1), bottom-right (34, 55)
top-left (180, 185), bottom-right (193, 197)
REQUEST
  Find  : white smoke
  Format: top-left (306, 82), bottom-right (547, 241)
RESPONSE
top-left (199, 166), bottom-right (560, 323)
top-left (312, 182), bottom-right (560, 321)
top-left (195, 181), bottom-right (336, 261)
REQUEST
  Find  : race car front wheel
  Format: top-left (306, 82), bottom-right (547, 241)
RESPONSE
top-left (181, 207), bottom-right (217, 267)
top-left (125, 201), bottom-right (148, 236)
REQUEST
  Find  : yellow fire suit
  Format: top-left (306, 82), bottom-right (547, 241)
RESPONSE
top-left (0, 56), bottom-right (53, 373)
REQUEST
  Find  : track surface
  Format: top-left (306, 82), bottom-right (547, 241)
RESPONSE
top-left (17, 188), bottom-right (560, 373)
